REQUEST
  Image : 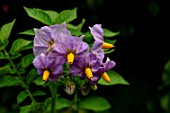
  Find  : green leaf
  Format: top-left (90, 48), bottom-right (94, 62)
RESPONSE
top-left (67, 19), bottom-right (85, 36)
top-left (103, 28), bottom-right (120, 37)
top-left (104, 39), bottom-right (117, 44)
top-left (0, 52), bottom-right (8, 59)
top-left (149, 1), bottom-right (159, 16)
top-left (32, 90), bottom-right (46, 96)
top-left (55, 7), bottom-right (77, 24)
top-left (11, 53), bottom-right (22, 60)
top-left (55, 98), bottom-right (72, 110)
top-left (0, 75), bottom-right (22, 88)
top-left (83, 31), bottom-right (93, 44)
top-left (162, 58), bottom-right (170, 85)
top-left (24, 7), bottom-right (51, 25)
top-left (19, 29), bottom-right (35, 35)
top-left (33, 76), bottom-right (44, 86)
top-left (44, 10), bottom-right (58, 24)
top-left (21, 54), bottom-right (34, 68)
top-left (18, 68), bottom-right (26, 74)
top-left (30, 102), bottom-right (43, 112)
top-left (0, 45), bottom-right (4, 51)
top-left (0, 66), bottom-right (12, 76)
top-left (45, 97), bottom-right (72, 111)
top-left (98, 70), bottom-right (129, 85)
top-left (19, 105), bottom-right (30, 113)
top-left (0, 19), bottom-right (16, 45)
top-left (79, 96), bottom-right (111, 111)
top-left (17, 91), bottom-right (29, 104)
top-left (104, 49), bottom-right (115, 54)
top-left (26, 68), bottom-right (38, 84)
top-left (10, 38), bottom-right (33, 55)
top-left (160, 94), bottom-right (169, 111)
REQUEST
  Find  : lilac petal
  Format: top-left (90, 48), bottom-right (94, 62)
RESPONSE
top-left (53, 35), bottom-right (74, 54)
top-left (33, 46), bottom-right (48, 56)
top-left (69, 63), bottom-right (83, 77)
top-left (75, 53), bottom-right (89, 67)
top-left (50, 22), bottom-right (71, 38)
top-left (88, 73), bottom-right (100, 85)
top-left (89, 53), bottom-right (98, 66)
top-left (89, 24), bottom-right (104, 53)
top-left (34, 28), bottom-right (53, 47)
top-left (53, 42), bottom-right (67, 54)
top-left (49, 74), bottom-right (63, 82)
top-left (103, 58), bottom-right (116, 71)
top-left (96, 50), bottom-right (105, 64)
top-left (49, 52), bottom-right (66, 65)
top-left (33, 53), bottom-right (46, 69)
top-left (52, 64), bottom-right (63, 75)
top-left (33, 22), bottom-right (71, 56)
top-left (72, 36), bottom-right (89, 55)
top-left (90, 51), bottom-right (104, 70)
top-left (89, 24), bottom-right (103, 41)
top-left (91, 38), bottom-right (103, 53)
top-left (37, 69), bottom-right (43, 75)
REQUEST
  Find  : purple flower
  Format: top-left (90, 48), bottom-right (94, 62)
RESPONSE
top-left (89, 24), bottom-right (114, 53)
top-left (90, 57), bottom-right (116, 84)
top-left (33, 53), bottom-right (63, 82)
top-left (33, 22), bottom-right (71, 57)
top-left (52, 35), bottom-right (89, 64)
top-left (69, 52), bottom-right (101, 81)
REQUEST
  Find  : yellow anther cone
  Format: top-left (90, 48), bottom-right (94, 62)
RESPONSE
top-left (102, 42), bottom-right (114, 49)
top-left (43, 70), bottom-right (50, 81)
top-left (67, 53), bottom-right (75, 64)
top-left (85, 68), bottom-right (93, 80)
top-left (102, 72), bottom-right (110, 83)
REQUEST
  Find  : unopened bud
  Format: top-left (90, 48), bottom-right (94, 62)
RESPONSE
top-left (65, 81), bottom-right (75, 95)
top-left (81, 84), bottom-right (90, 96)
top-left (90, 84), bottom-right (97, 91)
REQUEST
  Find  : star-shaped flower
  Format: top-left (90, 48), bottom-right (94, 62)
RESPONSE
top-left (33, 53), bottom-right (63, 82)
top-left (69, 52), bottom-right (102, 81)
top-left (89, 24), bottom-right (115, 53)
top-left (33, 22), bottom-right (71, 57)
top-left (90, 57), bottom-right (116, 84)
top-left (52, 35), bottom-right (89, 65)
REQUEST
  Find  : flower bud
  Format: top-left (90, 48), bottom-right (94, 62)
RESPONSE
top-left (65, 81), bottom-right (75, 95)
top-left (81, 84), bottom-right (90, 96)
top-left (90, 84), bottom-right (97, 91)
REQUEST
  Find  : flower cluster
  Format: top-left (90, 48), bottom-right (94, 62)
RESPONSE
top-left (33, 22), bottom-right (116, 93)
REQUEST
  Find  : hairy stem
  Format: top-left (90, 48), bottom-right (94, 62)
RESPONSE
top-left (3, 49), bottom-right (36, 102)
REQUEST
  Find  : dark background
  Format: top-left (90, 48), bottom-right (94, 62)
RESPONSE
top-left (0, 0), bottom-right (169, 113)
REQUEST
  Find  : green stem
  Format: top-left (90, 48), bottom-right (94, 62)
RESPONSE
top-left (49, 83), bottom-right (58, 113)
top-left (3, 49), bottom-right (36, 102)
top-left (73, 88), bottom-right (78, 113)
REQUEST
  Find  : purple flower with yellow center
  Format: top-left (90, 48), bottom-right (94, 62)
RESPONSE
top-left (69, 52), bottom-right (100, 81)
top-left (89, 24), bottom-right (115, 53)
top-left (89, 57), bottom-right (116, 84)
top-left (33, 22), bottom-right (71, 56)
top-left (33, 53), bottom-right (63, 82)
top-left (52, 35), bottom-right (89, 65)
